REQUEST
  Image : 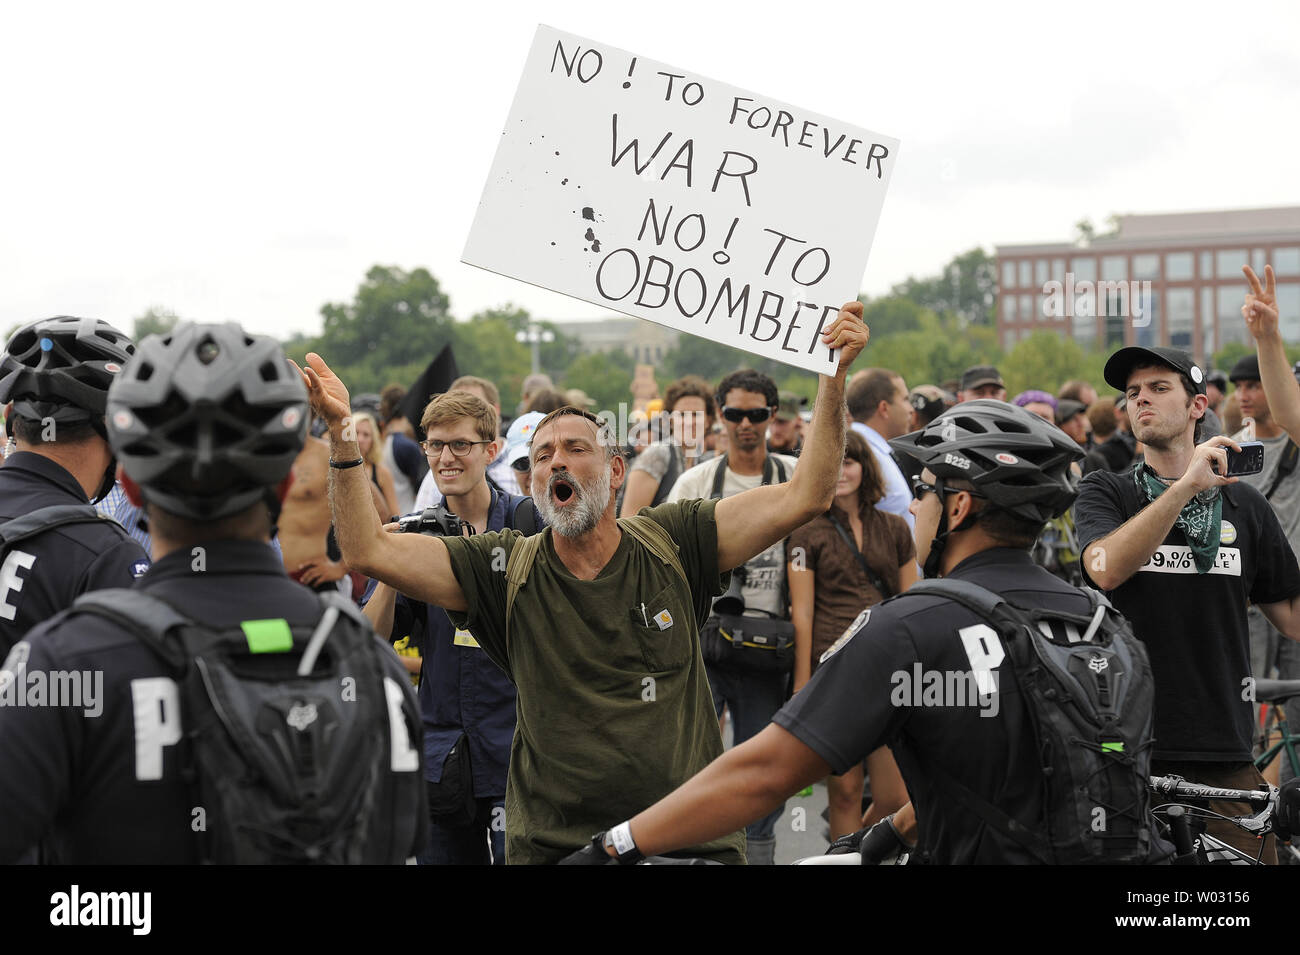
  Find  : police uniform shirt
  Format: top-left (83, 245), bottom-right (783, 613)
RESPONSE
top-left (0, 452), bottom-right (149, 654)
top-left (773, 548), bottom-right (1096, 865)
top-left (1074, 469), bottom-right (1300, 762)
top-left (0, 540), bottom-right (408, 864)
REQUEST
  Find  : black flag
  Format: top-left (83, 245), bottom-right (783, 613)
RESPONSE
top-left (397, 343), bottom-right (461, 437)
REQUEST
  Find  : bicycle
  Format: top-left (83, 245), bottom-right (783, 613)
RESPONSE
top-left (1148, 774), bottom-right (1299, 865)
top-left (1253, 678), bottom-right (1300, 781)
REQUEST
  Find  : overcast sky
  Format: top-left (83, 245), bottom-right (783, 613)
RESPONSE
top-left (3, 0), bottom-right (1297, 342)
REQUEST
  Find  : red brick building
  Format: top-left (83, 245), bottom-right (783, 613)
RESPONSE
top-left (996, 207), bottom-right (1300, 364)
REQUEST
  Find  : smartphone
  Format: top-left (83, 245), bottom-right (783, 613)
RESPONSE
top-left (1220, 441), bottom-right (1265, 477)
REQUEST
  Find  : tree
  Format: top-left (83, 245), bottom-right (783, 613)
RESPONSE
top-left (562, 349), bottom-right (635, 413)
top-left (889, 247), bottom-right (998, 326)
top-left (317, 265), bottom-right (454, 390)
top-left (133, 306), bottom-right (181, 341)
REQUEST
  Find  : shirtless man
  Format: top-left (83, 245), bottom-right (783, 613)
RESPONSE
top-left (280, 431), bottom-right (386, 589)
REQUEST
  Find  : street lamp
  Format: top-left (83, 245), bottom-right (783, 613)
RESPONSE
top-left (515, 322), bottom-right (555, 375)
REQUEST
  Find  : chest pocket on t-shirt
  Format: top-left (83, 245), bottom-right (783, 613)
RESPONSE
top-left (628, 580), bottom-right (695, 672)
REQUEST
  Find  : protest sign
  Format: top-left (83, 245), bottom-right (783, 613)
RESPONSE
top-left (463, 24), bottom-right (900, 374)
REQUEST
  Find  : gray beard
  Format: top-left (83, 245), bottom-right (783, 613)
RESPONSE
top-left (535, 466), bottom-right (611, 538)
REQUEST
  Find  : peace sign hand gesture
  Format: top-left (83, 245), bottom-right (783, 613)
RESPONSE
top-left (1242, 264), bottom-right (1279, 342)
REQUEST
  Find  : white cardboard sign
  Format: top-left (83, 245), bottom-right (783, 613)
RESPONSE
top-left (463, 25), bottom-right (900, 375)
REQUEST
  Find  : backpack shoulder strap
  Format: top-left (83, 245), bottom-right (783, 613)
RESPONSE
top-left (504, 532), bottom-right (548, 635)
top-left (506, 495), bottom-right (541, 535)
top-left (651, 444), bottom-right (684, 507)
top-left (0, 504), bottom-right (126, 549)
top-left (1265, 439), bottom-right (1300, 500)
top-left (71, 589), bottom-right (192, 671)
top-left (905, 578), bottom-right (1012, 621)
top-left (619, 513), bottom-right (688, 586)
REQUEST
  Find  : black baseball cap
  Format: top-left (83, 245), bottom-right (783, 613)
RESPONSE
top-left (1228, 354), bottom-right (1260, 384)
top-left (1103, 346), bottom-right (1206, 395)
top-left (1055, 399), bottom-right (1087, 425)
top-left (961, 365), bottom-right (1004, 392)
top-left (1205, 369), bottom-right (1228, 390)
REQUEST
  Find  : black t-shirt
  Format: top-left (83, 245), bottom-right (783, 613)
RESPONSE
top-left (1074, 468), bottom-right (1300, 761)
top-left (774, 548), bottom-right (1095, 865)
top-left (0, 452), bottom-right (149, 654)
top-left (0, 540), bottom-right (412, 864)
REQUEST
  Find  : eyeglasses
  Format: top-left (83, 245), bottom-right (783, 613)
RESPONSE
top-left (911, 476), bottom-right (985, 501)
top-left (510, 458), bottom-right (531, 473)
top-left (720, 406), bottom-right (775, 424)
top-left (420, 438), bottom-right (493, 457)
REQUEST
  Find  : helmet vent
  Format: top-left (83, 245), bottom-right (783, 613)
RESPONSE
top-left (136, 362), bottom-right (154, 382)
top-left (259, 361), bottom-right (279, 383)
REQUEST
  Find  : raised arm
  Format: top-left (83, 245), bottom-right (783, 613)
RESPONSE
top-left (714, 302), bottom-right (868, 571)
top-left (295, 353), bottom-right (468, 612)
top-left (1243, 264), bottom-right (1300, 443)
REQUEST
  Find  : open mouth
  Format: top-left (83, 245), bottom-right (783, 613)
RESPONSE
top-left (552, 477), bottom-right (576, 504)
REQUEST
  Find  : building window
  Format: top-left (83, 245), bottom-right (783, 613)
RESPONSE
top-left (1133, 254), bottom-right (1160, 280)
top-left (1052, 257), bottom-right (1066, 278)
top-left (1166, 252), bottom-right (1193, 280)
top-left (1101, 256), bottom-right (1127, 282)
top-left (1035, 259), bottom-right (1048, 287)
top-left (1200, 251), bottom-right (1214, 279)
top-left (1136, 290), bottom-right (1159, 348)
top-left (1072, 312), bottom-right (1096, 347)
top-left (1253, 249), bottom-right (1267, 274)
top-left (1070, 257), bottom-right (1097, 282)
top-left (1167, 288), bottom-right (1194, 350)
top-left (1004, 297), bottom-right (1017, 322)
top-left (1019, 261), bottom-right (1032, 288)
top-left (1002, 261), bottom-right (1016, 289)
top-left (1217, 249), bottom-right (1248, 279)
top-left (1275, 248), bottom-right (1300, 277)
top-left (1200, 287), bottom-right (1215, 354)
top-left (1217, 287), bottom-right (1249, 347)
top-left (1278, 283), bottom-right (1300, 341)
top-left (1019, 295), bottom-right (1033, 322)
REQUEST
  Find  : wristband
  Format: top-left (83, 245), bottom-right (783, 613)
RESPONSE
top-left (602, 822), bottom-right (644, 864)
top-left (329, 458), bottom-right (365, 469)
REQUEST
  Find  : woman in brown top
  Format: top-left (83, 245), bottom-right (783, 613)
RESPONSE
top-left (789, 428), bottom-right (917, 840)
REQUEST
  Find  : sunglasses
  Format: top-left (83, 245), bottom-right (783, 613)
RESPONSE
top-left (911, 476), bottom-right (985, 501)
top-left (720, 406), bottom-right (775, 424)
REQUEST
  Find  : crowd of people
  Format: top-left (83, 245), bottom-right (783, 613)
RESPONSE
top-left (2, 266), bottom-right (1299, 865)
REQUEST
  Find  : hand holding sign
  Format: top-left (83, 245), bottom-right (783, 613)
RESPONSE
top-left (821, 301), bottom-right (869, 378)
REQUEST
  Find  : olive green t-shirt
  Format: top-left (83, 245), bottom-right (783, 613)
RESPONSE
top-left (442, 498), bottom-right (746, 865)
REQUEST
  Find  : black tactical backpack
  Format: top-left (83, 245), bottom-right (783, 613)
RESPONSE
top-left (72, 588), bottom-right (426, 864)
top-left (906, 578), bottom-right (1161, 864)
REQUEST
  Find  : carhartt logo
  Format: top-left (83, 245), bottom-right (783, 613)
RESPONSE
top-left (1088, 655), bottom-right (1108, 673)
top-left (49, 885), bottom-right (151, 935)
top-left (654, 609), bottom-right (673, 630)
top-left (286, 702), bottom-right (317, 731)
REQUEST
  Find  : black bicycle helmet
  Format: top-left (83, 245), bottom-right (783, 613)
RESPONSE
top-left (0, 316), bottom-right (135, 426)
top-left (889, 399), bottom-right (1083, 523)
top-left (106, 322), bottom-right (309, 520)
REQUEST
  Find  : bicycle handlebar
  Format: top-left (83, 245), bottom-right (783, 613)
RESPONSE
top-left (1148, 775), bottom-right (1274, 806)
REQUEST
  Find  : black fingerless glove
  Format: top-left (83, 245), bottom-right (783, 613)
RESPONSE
top-left (858, 814), bottom-right (914, 865)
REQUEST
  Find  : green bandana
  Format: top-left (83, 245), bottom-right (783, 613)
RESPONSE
top-left (1133, 464), bottom-right (1222, 574)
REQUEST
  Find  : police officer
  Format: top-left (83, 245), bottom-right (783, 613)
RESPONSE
top-left (0, 317), bottom-right (149, 653)
top-left (563, 402), bottom-right (1154, 865)
top-left (0, 322), bottom-right (423, 863)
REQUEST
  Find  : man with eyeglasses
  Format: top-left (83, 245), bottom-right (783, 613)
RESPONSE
top-left (664, 368), bottom-right (800, 864)
top-left (363, 391), bottom-right (541, 864)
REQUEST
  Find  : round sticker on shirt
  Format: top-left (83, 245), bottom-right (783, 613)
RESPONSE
top-left (1220, 520), bottom-right (1237, 545)
top-left (995, 453), bottom-right (1019, 465)
top-left (105, 362), bottom-right (122, 374)
top-left (112, 410), bottom-right (133, 430)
